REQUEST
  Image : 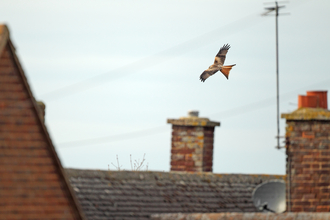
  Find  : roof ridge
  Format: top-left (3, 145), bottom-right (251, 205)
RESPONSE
top-left (66, 168), bottom-right (285, 184)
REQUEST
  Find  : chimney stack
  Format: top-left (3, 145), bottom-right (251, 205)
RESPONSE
top-left (167, 111), bottom-right (220, 172)
top-left (281, 91), bottom-right (330, 212)
top-left (37, 101), bottom-right (45, 123)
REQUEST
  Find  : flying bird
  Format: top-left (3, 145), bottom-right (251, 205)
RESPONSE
top-left (200, 44), bottom-right (236, 82)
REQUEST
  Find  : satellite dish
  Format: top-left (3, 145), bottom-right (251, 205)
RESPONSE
top-left (252, 180), bottom-right (286, 213)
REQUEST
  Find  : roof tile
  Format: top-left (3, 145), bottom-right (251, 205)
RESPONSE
top-left (66, 169), bottom-right (284, 219)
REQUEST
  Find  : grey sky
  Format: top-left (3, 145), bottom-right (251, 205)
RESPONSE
top-left (1, 0), bottom-right (329, 174)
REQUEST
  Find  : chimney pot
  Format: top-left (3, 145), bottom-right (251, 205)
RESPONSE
top-left (298, 95), bottom-right (318, 108)
top-left (188, 110), bottom-right (199, 117)
top-left (298, 91), bottom-right (328, 109)
top-left (306, 91), bottom-right (328, 109)
top-left (37, 101), bottom-right (45, 122)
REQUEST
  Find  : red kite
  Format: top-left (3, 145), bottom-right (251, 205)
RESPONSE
top-left (200, 44), bottom-right (236, 82)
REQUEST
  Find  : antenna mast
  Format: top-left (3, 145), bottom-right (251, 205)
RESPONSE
top-left (263, 1), bottom-right (289, 149)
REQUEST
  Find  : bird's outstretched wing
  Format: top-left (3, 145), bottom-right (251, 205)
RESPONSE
top-left (200, 68), bottom-right (219, 82)
top-left (214, 43), bottom-right (231, 66)
top-left (199, 43), bottom-right (234, 82)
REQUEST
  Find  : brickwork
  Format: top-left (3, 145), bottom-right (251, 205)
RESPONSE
top-left (168, 112), bottom-right (219, 172)
top-left (282, 106), bottom-right (330, 212)
top-left (0, 25), bottom-right (84, 219)
top-left (285, 120), bottom-right (330, 212)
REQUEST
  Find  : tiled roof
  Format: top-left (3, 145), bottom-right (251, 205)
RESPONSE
top-left (151, 213), bottom-right (330, 220)
top-left (0, 24), bottom-right (85, 220)
top-left (66, 168), bottom-right (285, 220)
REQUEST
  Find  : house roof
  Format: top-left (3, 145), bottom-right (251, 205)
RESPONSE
top-left (0, 24), bottom-right (85, 220)
top-left (151, 213), bottom-right (330, 220)
top-left (66, 168), bottom-right (285, 220)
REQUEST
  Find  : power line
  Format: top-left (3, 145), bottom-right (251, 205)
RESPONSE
top-left (210, 78), bottom-right (330, 119)
top-left (56, 78), bottom-right (330, 149)
top-left (10, 0), bottom-right (317, 149)
top-left (3, 10), bottom-right (265, 111)
top-left (40, 12), bottom-right (264, 101)
top-left (57, 125), bottom-right (168, 148)
top-left (10, 1), bottom-right (307, 107)
top-left (41, 0), bottom-right (311, 103)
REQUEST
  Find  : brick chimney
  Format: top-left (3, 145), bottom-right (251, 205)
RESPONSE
top-left (167, 111), bottom-right (220, 172)
top-left (281, 91), bottom-right (330, 212)
top-left (37, 101), bottom-right (45, 123)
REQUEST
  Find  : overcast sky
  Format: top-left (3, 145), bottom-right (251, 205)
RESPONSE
top-left (1, 0), bottom-right (329, 174)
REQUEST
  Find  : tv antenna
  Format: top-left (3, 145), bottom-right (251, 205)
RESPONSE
top-left (252, 180), bottom-right (286, 213)
top-left (262, 1), bottom-right (289, 149)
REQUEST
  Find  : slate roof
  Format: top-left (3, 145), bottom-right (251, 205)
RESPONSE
top-left (66, 168), bottom-right (285, 220)
top-left (151, 213), bottom-right (330, 220)
top-left (0, 24), bottom-right (85, 220)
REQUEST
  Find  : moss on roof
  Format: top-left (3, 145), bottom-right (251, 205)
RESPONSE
top-left (281, 107), bottom-right (330, 120)
top-left (65, 169), bottom-right (285, 220)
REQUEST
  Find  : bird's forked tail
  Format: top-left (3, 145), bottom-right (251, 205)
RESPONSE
top-left (220, 64), bottom-right (236, 79)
